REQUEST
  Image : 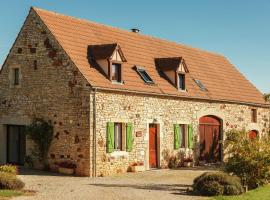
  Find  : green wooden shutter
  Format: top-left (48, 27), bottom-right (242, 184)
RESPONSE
top-left (126, 123), bottom-right (133, 152)
top-left (174, 124), bottom-right (180, 149)
top-left (107, 122), bottom-right (114, 153)
top-left (188, 124), bottom-right (194, 149)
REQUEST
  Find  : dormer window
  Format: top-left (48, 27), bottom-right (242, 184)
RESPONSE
top-left (88, 43), bottom-right (127, 84)
top-left (155, 57), bottom-right (188, 91)
top-left (178, 73), bottom-right (185, 90)
top-left (111, 63), bottom-right (121, 83)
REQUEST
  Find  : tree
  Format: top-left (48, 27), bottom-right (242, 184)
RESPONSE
top-left (264, 93), bottom-right (270, 102)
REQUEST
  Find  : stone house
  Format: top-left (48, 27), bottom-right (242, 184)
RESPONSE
top-left (0, 7), bottom-right (269, 177)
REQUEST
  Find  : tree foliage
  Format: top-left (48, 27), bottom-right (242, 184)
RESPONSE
top-left (26, 119), bottom-right (54, 168)
top-left (264, 93), bottom-right (270, 102)
top-left (224, 129), bottom-right (270, 189)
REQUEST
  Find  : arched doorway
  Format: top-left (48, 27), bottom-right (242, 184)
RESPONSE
top-left (199, 116), bottom-right (222, 162)
top-left (248, 130), bottom-right (258, 139)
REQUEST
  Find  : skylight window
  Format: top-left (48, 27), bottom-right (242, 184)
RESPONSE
top-left (135, 66), bottom-right (154, 84)
top-left (194, 79), bottom-right (207, 91)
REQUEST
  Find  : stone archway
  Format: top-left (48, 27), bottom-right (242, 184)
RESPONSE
top-left (199, 115), bottom-right (222, 162)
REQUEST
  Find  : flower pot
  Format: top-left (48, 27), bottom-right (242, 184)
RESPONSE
top-left (130, 165), bottom-right (145, 172)
top-left (183, 162), bottom-right (193, 167)
top-left (58, 167), bottom-right (74, 175)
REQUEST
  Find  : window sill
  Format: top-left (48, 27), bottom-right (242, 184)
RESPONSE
top-left (111, 81), bottom-right (124, 85)
top-left (178, 89), bottom-right (187, 92)
top-left (109, 151), bottom-right (128, 157)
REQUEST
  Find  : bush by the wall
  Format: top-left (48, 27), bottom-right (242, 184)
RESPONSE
top-left (193, 172), bottom-right (243, 196)
top-left (224, 129), bottom-right (270, 189)
top-left (0, 165), bottom-right (18, 175)
top-left (0, 172), bottom-right (24, 190)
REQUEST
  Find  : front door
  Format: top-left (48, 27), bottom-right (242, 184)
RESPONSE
top-left (199, 116), bottom-right (221, 162)
top-left (149, 124), bottom-right (158, 168)
top-left (7, 125), bottom-right (26, 165)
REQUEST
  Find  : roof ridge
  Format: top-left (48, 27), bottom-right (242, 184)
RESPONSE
top-left (32, 7), bottom-right (225, 58)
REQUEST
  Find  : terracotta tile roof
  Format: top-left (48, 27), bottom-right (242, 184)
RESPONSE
top-left (33, 7), bottom-right (266, 106)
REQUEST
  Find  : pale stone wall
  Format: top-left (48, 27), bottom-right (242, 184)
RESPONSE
top-left (0, 9), bottom-right (269, 178)
top-left (94, 90), bottom-right (270, 176)
top-left (0, 10), bottom-right (91, 176)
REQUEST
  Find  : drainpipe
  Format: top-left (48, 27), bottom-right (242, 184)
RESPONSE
top-left (92, 88), bottom-right (97, 177)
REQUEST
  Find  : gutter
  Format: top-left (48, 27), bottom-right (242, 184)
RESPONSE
top-left (91, 86), bottom-right (270, 108)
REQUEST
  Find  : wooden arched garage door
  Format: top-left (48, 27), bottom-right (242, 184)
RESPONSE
top-left (199, 116), bottom-right (221, 162)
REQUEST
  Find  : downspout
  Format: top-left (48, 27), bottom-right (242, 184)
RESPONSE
top-left (93, 88), bottom-right (97, 177)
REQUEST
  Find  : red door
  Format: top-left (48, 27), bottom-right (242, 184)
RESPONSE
top-left (199, 116), bottom-right (221, 162)
top-left (149, 124), bottom-right (158, 168)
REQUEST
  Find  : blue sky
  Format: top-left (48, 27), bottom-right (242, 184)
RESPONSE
top-left (0, 0), bottom-right (269, 93)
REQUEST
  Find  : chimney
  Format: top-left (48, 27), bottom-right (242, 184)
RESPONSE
top-left (131, 28), bottom-right (140, 33)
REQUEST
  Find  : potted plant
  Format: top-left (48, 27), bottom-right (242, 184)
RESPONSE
top-left (183, 156), bottom-right (194, 167)
top-left (58, 161), bottom-right (76, 175)
top-left (130, 161), bottom-right (145, 172)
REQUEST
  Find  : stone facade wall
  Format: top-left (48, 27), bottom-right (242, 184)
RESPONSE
top-left (0, 9), bottom-right (269, 178)
top-left (0, 10), bottom-right (91, 176)
top-left (94, 90), bottom-right (270, 176)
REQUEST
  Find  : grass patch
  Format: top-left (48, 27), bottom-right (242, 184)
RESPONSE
top-left (0, 190), bottom-right (23, 198)
top-left (210, 185), bottom-right (270, 200)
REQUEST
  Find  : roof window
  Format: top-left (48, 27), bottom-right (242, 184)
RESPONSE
top-left (194, 79), bottom-right (207, 91)
top-left (135, 66), bottom-right (154, 84)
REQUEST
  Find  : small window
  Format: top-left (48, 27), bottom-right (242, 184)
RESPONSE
top-left (194, 79), bottom-right (207, 91)
top-left (178, 73), bottom-right (185, 90)
top-left (114, 123), bottom-right (123, 150)
top-left (111, 63), bottom-right (121, 83)
top-left (251, 109), bottom-right (257, 123)
top-left (180, 124), bottom-right (187, 148)
top-left (136, 67), bottom-right (154, 84)
top-left (14, 68), bottom-right (20, 85)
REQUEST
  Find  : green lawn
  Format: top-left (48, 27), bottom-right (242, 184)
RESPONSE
top-left (0, 190), bottom-right (23, 198)
top-left (210, 185), bottom-right (270, 200)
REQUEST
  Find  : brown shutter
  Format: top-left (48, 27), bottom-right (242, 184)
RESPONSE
top-left (121, 123), bottom-right (126, 151)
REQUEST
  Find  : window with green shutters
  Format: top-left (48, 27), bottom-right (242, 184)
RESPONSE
top-left (106, 122), bottom-right (134, 153)
top-left (174, 124), bottom-right (193, 149)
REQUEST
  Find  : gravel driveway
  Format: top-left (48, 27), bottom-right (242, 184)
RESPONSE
top-left (15, 168), bottom-right (215, 200)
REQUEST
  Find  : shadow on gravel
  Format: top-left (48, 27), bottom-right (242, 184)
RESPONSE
top-left (18, 167), bottom-right (69, 177)
top-left (90, 183), bottom-right (196, 196)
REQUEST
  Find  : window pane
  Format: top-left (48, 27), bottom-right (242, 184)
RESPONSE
top-left (114, 123), bottom-right (122, 150)
top-left (178, 74), bottom-right (185, 90)
top-left (138, 68), bottom-right (153, 83)
top-left (112, 64), bottom-right (121, 82)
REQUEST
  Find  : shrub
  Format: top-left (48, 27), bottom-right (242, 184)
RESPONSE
top-left (26, 119), bottom-right (54, 168)
top-left (193, 172), bottom-right (243, 196)
top-left (224, 129), bottom-right (270, 189)
top-left (0, 165), bottom-right (18, 175)
top-left (0, 172), bottom-right (24, 190)
top-left (168, 155), bottom-right (181, 168)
